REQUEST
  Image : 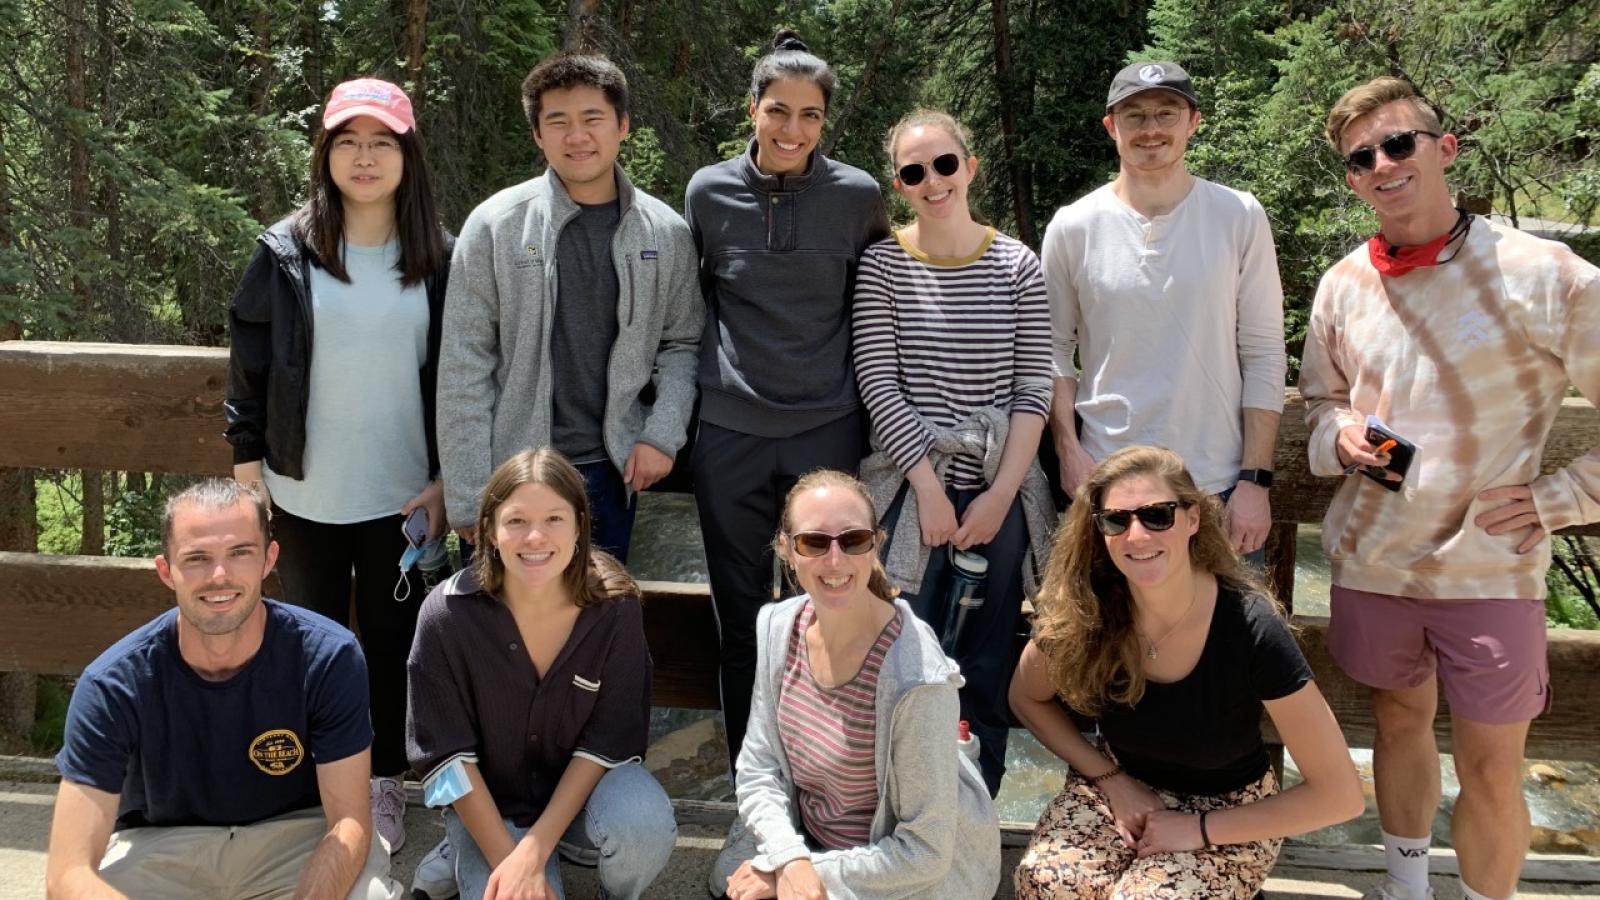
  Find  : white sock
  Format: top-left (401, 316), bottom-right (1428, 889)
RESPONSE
top-left (1459, 881), bottom-right (1506, 900)
top-left (1381, 829), bottom-right (1431, 898)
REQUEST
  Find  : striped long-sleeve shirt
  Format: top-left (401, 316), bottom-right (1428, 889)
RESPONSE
top-left (852, 228), bottom-right (1055, 490)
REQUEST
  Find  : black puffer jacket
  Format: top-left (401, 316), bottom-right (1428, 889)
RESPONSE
top-left (223, 216), bottom-right (454, 480)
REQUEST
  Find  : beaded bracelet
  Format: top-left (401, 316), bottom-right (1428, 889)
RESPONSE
top-left (1085, 765), bottom-right (1123, 785)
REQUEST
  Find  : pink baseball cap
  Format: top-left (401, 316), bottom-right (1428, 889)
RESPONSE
top-left (323, 79), bottom-right (415, 134)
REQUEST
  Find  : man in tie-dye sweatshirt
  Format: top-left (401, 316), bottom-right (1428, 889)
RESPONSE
top-left (1300, 77), bottom-right (1600, 900)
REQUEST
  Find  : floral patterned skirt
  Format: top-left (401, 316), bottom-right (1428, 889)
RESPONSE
top-left (1014, 767), bottom-right (1281, 899)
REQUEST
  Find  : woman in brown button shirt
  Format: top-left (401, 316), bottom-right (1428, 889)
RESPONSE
top-left (406, 448), bottom-right (676, 900)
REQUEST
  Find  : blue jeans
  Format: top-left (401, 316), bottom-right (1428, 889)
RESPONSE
top-left (444, 763), bottom-right (675, 900)
top-left (577, 460), bottom-right (637, 562)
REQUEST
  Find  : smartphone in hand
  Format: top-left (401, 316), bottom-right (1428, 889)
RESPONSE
top-left (402, 507), bottom-right (429, 548)
top-left (1360, 415), bottom-right (1417, 492)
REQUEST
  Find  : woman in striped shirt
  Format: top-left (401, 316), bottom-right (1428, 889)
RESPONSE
top-left (712, 470), bottom-right (1000, 900)
top-left (854, 110), bottom-right (1057, 796)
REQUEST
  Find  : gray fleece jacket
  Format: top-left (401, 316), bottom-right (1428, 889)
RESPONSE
top-left (860, 404), bottom-right (1056, 598)
top-left (437, 165), bottom-right (703, 526)
top-left (711, 594), bottom-right (1002, 900)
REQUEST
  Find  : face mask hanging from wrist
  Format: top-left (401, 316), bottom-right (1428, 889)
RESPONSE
top-left (394, 538), bottom-right (449, 602)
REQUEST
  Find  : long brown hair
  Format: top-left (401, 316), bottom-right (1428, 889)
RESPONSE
top-left (295, 82), bottom-right (445, 287)
top-left (774, 469), bottom-right (898, 604)
top-left (473, 447), bottom-right (638, 607)
top-left (1031, 445), bottom-right (1274, 714)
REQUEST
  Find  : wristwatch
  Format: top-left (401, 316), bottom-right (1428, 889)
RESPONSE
top-left (1237, 468), bottom-right (1274, 489)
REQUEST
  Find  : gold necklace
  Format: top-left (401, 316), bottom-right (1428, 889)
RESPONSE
top-left (1140, 578), bottom-right (1200, 660)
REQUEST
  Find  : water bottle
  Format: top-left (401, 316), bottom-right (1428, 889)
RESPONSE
top-left (416, 538), bottom-right (450, 591)
top-left (957, 719), bottom-right (980, 761)
top-left (941, 548), bottom-right (987, 656)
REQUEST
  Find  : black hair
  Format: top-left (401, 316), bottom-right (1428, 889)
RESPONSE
top-left (521, 52), bottom-right (629, 133)
top-left (297, 87), bottom-right (445, 288)
top-left (749, 29), bottom-right (837, 108)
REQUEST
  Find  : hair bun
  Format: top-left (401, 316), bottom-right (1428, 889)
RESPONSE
top-left (772, 29), bottom-right (808, 53)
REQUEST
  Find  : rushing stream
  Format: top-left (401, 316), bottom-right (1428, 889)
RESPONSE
top-left (630, 493), bottom-right (1600, 855)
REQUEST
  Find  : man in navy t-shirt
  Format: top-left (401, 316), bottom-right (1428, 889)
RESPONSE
top-left (45, 479), bottom-right (402, 899)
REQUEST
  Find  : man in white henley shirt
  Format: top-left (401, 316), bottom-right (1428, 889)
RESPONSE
top-left (1043, 61), bottom-right (1287, 557)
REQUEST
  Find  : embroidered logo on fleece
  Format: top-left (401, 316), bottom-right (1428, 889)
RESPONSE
top-left (249, 729), bottom-right (306, 775)
top-left (640, 249), bottom-right (658, 260)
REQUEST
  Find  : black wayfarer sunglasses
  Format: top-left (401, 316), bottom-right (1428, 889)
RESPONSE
top-left (1093, 501), bottom-right (1183, 537)
top-left (790, 528), bottom-right (877, 558)
top-left (897, 153), bottom-right (962, 186)
top-left (1343, 129), bottom-right (1441, 175)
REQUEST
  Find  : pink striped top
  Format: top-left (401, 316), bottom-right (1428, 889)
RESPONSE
top-left (777, 601), bottom-right (902, 850)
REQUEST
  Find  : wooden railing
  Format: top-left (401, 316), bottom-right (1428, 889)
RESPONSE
top-left (1, 341), bottom-right (1597, 759)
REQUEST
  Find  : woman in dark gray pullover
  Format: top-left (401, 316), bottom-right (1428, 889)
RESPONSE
top-left (684, 30), bottom-right (890, 767)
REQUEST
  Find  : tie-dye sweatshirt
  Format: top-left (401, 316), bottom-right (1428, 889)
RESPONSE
top-left (1300, 217), bottom-right (1600, 599)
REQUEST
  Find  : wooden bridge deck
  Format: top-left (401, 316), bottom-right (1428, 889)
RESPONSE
top-left (1, 759), bottom-right (1596, 898)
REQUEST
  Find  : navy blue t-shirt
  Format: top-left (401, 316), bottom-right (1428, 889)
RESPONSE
top-left (56, 600), bottom-right (372, 829)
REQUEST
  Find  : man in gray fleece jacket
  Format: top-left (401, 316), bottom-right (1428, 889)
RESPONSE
top-left (437, 52), bottom-right (701, 560)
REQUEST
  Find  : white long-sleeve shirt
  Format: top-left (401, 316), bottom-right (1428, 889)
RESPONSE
top-left (1043, 179), bottom-right (1287, 494)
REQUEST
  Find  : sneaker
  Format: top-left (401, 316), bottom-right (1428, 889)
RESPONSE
top-left (1362, 878), bottom-right (1435, 900)
top-left (369, 776), bottom-right (406, 853)
top-left (412, 837), bottom-right (458, 900)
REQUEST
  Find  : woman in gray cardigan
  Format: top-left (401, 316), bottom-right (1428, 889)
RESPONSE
top-left (711, 470), bottom-right (1000, 900)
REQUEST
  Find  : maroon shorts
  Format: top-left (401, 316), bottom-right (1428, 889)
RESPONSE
top-left (1327, 586), bottom-right (1550, 724)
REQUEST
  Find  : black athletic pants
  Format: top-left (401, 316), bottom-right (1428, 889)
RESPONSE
top-left (270, 507), bottom-right (423, 778)
top-left (883, 484), bottom-right (1027, 798)
top-left (692, 414), bottom-right (864, 768)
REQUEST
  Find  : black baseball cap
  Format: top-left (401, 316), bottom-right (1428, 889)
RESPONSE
top-left (1106, 61), bottom-right (1198, 110)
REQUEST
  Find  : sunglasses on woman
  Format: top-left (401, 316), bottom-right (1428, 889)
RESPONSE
top-left (1342, 129), bottom-right (1440, 175)
top-left (789, 528), bottom-right (877, 558)
top-left (1092, 501), bottom-right (1183, 536)
top-left (897, 153), bottom-right (962, 186)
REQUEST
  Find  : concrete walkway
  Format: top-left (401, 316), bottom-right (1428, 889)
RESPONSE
top-left (3, 776), bottom-right (1597, 899)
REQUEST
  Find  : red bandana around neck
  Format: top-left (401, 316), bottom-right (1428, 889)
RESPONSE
top-left (1367, 229), bottom-right (1455, 277)
top-left (1367, 210), bottom-right (1471, 277)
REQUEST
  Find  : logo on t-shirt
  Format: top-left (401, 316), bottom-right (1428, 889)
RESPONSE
top-left (249, 729), bottom-right (306, 775)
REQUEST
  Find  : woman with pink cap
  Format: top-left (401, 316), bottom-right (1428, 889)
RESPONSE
top-left (224, 77), bottom-right (452, 853)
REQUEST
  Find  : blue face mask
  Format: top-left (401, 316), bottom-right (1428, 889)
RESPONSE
top-left (422, 755), bottom-right (476, 807)
top-left (394, 538), bottom-right (447, 602)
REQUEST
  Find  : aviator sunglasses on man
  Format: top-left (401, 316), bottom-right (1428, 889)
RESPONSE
top-left (789, 528), bottom-right (877, 557)
top-left (897, 152), bottom-right (962, 186)
top-left (1342, 129), bottom-right (1441, 175)
top-left (1093, 501), bottom-right (1185, 537)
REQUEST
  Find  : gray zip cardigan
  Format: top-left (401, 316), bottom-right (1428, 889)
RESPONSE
top-left (712, 594), bottom-right (1002, 899)
top-left (436, 165), bottom-right (703, 526)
